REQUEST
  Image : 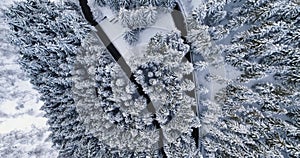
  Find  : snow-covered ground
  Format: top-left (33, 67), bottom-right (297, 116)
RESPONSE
top-left (0, 99), bottom-right (47, 134)
top-left (99, 18), bottom-right (130, 57)
top-left (0, 52), bottom-right (47, 134)
top-left (128, 12), bottom-right (177, 62)
top-left (136, 12), bottom-right (177, 45)
top-left (179, 0), bottom-right (204, 16)
top-left (99, 9), bottom-right (177, 65)
top-left (177, 0), bottom-right (192, 17)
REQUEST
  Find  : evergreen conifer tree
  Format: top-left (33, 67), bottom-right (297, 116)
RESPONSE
top-left (131, 32), bottom-right (201, 157)
top-left (4, 1), bottom-right (104, 157)
top-left (189, 0), bottom-right (300, 157)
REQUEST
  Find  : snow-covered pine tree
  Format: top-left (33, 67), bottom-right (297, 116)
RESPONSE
top-left (160, 0), bottom-right (176, 10)
top-left (72, 33), bottom-right (163, 157)
top-left (94, 0), bottom-right (107, 7)
top-left (131, 32), bottom-right (201, 157)
top-left (3, 0), bottom-right (106, 157)
top-left (138, 0), bottom-right (160, 7)
top-left (0, 1), bottom-right (58, 156)
top-left (119, 0), bottom-right (132, 9)
top-left (123, 29), bottom-right (141, 45)
top-left (0, 7), bottom-right (31, 107)
top-left (223, 0), bottom-right (300, 85)
top-left (186, 18), bottom-right (224, 67)
top-left (189, 0), bottom-right (300, 157)
top-left (203, 83), bottom-right (300, 157)
top-left (91, 0), bottom-right (175, 11)
top-left (188, 0), bottom-right (230, 41)
top-left (119, 6), bottom-right (157, 30)
top-left (118, 6), bottom-right (157, 45)
top-left (90, 0), bottom-right (176, 46)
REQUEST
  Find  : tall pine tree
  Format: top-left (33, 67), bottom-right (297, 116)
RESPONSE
top-left (189, 0), bottom-right (300, 157)
top-left (4, 0), bottom-right (104, 157)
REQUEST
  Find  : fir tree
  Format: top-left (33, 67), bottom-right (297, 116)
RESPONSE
top-left (4, 0), bottom-right (104, 157)
top-left (119, 6), bottom-right (157, 30)
top-left (73, 33), bottom-right (162, 156)
top-left (94, 0), bottom-right (107, 7)
top-left (189, 0), bottom-right (300, 157)
top-left (131, 32), bottom-right (201, 157)
top-left (0, 8), bottom-right (30, 105)
top-left (123, 29), bottom-right (141, 45)
top-left (203, 83), bottom-right (300, 157)
top-left (224, 0), bottom-right (300, 86)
